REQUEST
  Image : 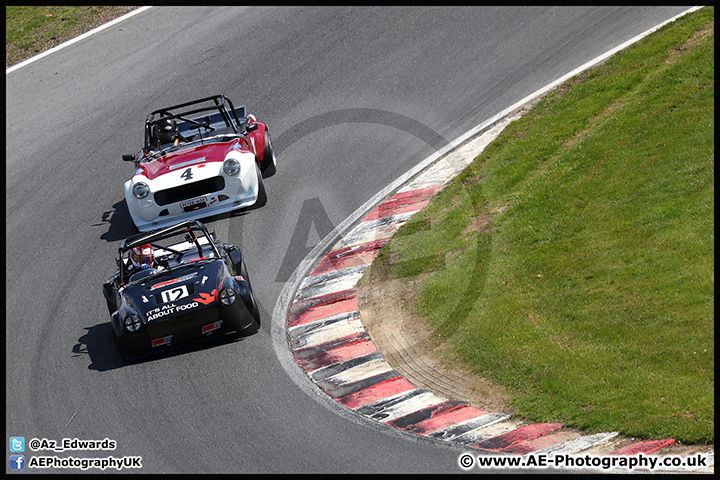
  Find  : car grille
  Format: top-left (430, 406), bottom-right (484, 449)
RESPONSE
top-left (146, 307), bottom-right (220, 338)
top-left (154, 176), bottom-right (225, 206)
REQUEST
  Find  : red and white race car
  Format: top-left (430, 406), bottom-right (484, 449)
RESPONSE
top-left (122, 95), bottom-right (276, 232)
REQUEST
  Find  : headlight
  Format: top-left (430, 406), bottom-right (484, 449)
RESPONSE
top-left (219, 287), bottom-right (237, 306)
top-left (132, 182), bottom-right (150, 199)
top-left (124, 314), bottom-right (142, 332)
top-left (223, 158), bottom-right (240, 176)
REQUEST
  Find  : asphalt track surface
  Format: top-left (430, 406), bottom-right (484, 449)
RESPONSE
top-left (6, 6), bottom-right (696, 474)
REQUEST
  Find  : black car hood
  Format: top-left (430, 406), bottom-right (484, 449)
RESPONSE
top-left (124, 261), bottom-right (225, 322)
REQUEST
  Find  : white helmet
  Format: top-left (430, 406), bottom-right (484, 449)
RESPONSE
top-left (130, 244), bottom-right (154, 269)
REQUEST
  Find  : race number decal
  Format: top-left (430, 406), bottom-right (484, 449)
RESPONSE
top-left (181, 167), bottom-right (193, 181)
top-left (161, 285), bottom-right (189, 303)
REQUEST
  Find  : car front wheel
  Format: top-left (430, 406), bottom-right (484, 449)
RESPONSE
top-left (260, 129), bottom-right (276, 178)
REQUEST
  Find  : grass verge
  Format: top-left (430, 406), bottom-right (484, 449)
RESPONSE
top-left (5, 6), bottom-right (138, 68)
top-left (370, 7), bottom-right (714, 445)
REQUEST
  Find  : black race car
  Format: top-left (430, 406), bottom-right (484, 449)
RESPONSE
top-left (103, 220), bottom-right (260, 361)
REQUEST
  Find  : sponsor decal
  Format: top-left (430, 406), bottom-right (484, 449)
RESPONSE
top-left (145, 301), bottom-right (201, 321)
top-left (150, 273), bottom-right (197, 291)
top-left (150, 278), bottom-right (179, 290)
top-left (194, 289), bottom-right (217, 305)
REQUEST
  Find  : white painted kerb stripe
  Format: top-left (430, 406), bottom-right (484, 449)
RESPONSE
top-left (534, 432), bottom-right (619, 455)
top-left (321, 358), bottom-right (394, 386)
top-left (368, 391), bottom-right (449, 423)
top-left (291, 315), bottom-right (366, 350)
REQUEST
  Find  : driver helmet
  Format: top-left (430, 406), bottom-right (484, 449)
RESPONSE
top-left (130, 244), bottom-right (154, 269)
top-left (156, 117), bottom-right (178, 145)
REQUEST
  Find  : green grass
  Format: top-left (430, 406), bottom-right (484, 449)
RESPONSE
top-left (371, 7), bottom-right (714, 444)
top-left (5, 6), bottom-right (137, 68)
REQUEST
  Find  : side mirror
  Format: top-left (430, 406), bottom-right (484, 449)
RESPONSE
top-left (122, 154), bottom-right (136, 162)
top-left (245, 123), bottom-right (258, 132)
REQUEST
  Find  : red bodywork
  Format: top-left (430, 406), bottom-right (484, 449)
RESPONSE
top-left (131, 121), bottom-right (268, 180)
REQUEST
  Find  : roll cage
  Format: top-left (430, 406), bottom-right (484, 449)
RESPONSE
top-left (141, 94), bottom-right (255, 152)
top-left (117, 220), bottom-right (221, 285)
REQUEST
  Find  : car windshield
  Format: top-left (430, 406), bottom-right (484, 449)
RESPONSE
top-left (118, 222), bottom-right (219, 284)
top-left (144, 134), bottom-right (230, 159)
top-left (158, 232), bottom-right (215, 257)
top-left (127, 267), bottom-right (160, 284)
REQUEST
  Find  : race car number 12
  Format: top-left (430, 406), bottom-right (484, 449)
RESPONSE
top-left (161, 285), bottom-right (189, 303)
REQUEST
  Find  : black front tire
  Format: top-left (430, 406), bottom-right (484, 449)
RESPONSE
top-left (249, 289), bottom-right (260, 327)
top-left (113, 331), bottom-right (130, 363)
top-left (239, 258), bottom-right (253, 291)
top-left (103, 284), bottom-right (117, 315)
top-left (253, 164), bottom-right (267, 208)
top-left (260, 129), bottom-right (276, 178)
top-left (236, 287), bottom-right (261, 337)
